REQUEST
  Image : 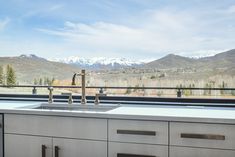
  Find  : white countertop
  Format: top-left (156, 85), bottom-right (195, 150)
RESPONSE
top-left (1, 101), bottom-right (235, 124)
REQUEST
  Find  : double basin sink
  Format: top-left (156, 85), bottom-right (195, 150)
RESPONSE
top-left (21, 103), bottom-right (120, 112)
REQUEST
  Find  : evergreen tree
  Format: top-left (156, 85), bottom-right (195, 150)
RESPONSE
top-left (219, 81), bottom-right (227, 95)
top-left (44, 77), bottom-right (49, 85)
top-left (33, 78), bottom-right (38, 85)
top-left (51, 77), bottom-right (55, 85)
top-left (6, 65), bottom-right (16, 86)
top-left (39, 78), bottom-right (43, 85)
top-left (0, 66), bottom-right (3, 85)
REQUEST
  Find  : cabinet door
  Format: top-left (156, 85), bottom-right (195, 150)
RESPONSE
top-left (5, 134), bottom-right (52, 157)
top-left (53, 138), bottom-right (107, 157)
top-left (170, 146), bottom-right (235, 157)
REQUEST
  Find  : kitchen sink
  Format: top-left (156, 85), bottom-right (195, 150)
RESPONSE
top-left (20, 103), bottom-right (120, 112)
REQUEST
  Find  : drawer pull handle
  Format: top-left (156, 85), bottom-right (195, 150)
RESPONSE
top-left (181, 133), bottom-right (225, 140)
top-left (117, 153), bottom-right (156, 157)
top-left (41, 145), bottom-right (47, 157)
top-left (117, 130), bottom-right (156, 136)
top-left (55, 146), bottom-right (59, 157)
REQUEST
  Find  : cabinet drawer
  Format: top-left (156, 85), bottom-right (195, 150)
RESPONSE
top-left (4, 114), bottom-right (107, 140)
top-left (170, 122), bottom-right (235, 149)
top-left (109, 142), bottom-right (168, 157)
top-left (170, 146), bottom-right (235, 157)
top-left (109, 120), bottom-right (168, 145)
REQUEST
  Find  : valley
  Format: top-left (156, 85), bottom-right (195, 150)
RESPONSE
top-left (0, 49), bottom-right (234, 97)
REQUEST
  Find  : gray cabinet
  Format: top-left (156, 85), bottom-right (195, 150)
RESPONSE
top-left (169, 122), bottom-right (235, 157)
top-left (5, 134), bottom-right (52, 157)
top-left (108, 119), bottom-right (168, 157)
top-left (4, 113), bottom-right (235, 157)
top-left (4, 114), bottom-right (107, 157)
top-left (108, 120), bottom-right (235, 157)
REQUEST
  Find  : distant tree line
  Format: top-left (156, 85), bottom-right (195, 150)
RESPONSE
top-left (174, 80), bottom-right (234, 97)
top-left (33, 77), bottom-right (55, 86)
top-left (0, 65), bottom-right (17, 86)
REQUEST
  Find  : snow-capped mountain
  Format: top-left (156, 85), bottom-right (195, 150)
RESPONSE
top-left (52, 57), bottom-right (149, 70)
top-left (19, 54), bottom-right (46, 60)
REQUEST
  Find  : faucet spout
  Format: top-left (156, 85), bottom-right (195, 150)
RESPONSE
top-left (81, 69), bottom-right (86, 104)
top-left (71, 73), bottom-right (77, 86)
top-left (71, 70), bottom-right (86, 104)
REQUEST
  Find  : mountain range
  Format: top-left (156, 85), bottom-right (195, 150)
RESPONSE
top-left (53, 49), bottom-right (235, 71)
top-left (145, 49), bottom-right (235, 70)
top-left (52, 57), bottom-right (149, 70)
top-left (0, 49), bottom-right (234, 83)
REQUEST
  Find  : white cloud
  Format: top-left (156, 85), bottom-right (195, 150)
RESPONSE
top-left (0, 37), bottom-right (70, 58)
top-left (0, 17), bottom-right (10, 31)
top-left (228, 5), bottom-right (235, 13)
top-left (49, 4), bottom-right (64, 11)
top-left (21, 3), bottom-right (64, 19)
top-left (37, 9), bottom-right (235, 59)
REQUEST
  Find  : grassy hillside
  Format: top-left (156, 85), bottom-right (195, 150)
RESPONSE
top-left (144, 49), bottom-right (235, 71)
top-left (145, 54), bottom-right (196, 69)
top-left (0, 55), bottom-right (80, 83)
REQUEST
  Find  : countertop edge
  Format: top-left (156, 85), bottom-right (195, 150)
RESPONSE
top-left (1, 109), bottom-right (235, 124)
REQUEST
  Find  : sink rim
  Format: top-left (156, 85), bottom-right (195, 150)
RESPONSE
top-left (18, 102), bottom-right (121, 112)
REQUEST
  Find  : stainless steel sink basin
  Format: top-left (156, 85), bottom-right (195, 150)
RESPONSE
top-left (21, 103), bottom-right (120, 112)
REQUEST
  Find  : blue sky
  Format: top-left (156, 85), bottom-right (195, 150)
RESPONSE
top-left (0, 0), bottom-right (235, 60)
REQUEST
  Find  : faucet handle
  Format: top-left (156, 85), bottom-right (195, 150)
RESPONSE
top-left (48, 87), bottom-right (53, 104)
top-left (61, 93), bottom-right (73, 104)
top-left (94, 93), bottom-right (107, 105)
top-left (48, 86), bottom-right (53, 91)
